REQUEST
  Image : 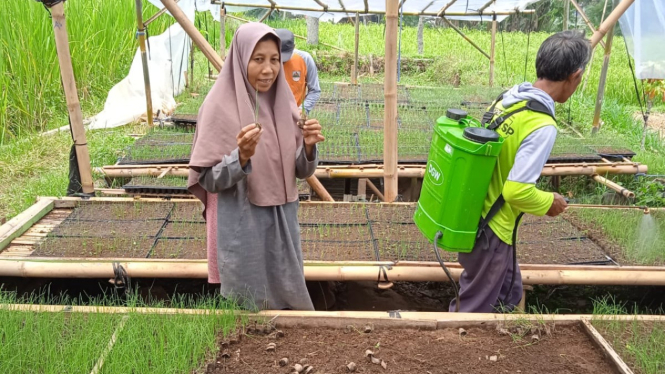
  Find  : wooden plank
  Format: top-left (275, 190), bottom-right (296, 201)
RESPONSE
top-left (581, 319), bottom-right (635, 374)
top-left (0, 199), bottom-right (54, 252)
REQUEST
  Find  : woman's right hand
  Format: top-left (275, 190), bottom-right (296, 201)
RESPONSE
top-left (237, 123), bottom-right (262, 167)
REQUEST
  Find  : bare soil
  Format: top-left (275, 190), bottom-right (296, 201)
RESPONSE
top-left (160, 222), bottom-right (206, 238)
top-left (170, 203), bottom-right (205, 222)
top-left (208, 323), bottom-right (615, 374)
top-left (150, 238), bottom-right (206, 259)
top-left (50, 220), bottom-right (163, 238)
top-left (33, 237), bottom-right (154, 258)
top-left (68, 202), bottom-right (173, 221)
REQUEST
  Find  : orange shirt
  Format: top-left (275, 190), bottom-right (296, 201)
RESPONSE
top-left (283, 53), bottom-right (308, 107)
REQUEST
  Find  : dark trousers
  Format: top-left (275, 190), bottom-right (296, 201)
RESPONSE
top-left (449, 227), bottom-right (522, 313)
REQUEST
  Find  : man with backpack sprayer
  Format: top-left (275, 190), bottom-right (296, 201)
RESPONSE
top-left (414, 31), bottom-right (590, 313)
top-left (452, 31), bottom-right (591, 313)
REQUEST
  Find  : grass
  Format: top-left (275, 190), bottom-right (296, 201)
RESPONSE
top-left (593, 297), bottom-right (665, 374)
top-left (0, 290), bottom-right (244, 374)
top-left (567, 208), bottom-right (665, 265)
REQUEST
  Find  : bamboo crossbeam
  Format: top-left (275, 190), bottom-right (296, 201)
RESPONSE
top-left (50, 3), bottom-right (95, 195)
top-left (314, 0), bottom-right (329, 11)
top-left (306, 176), bottom-right (334, 201)
top-left (592, 174), bottom-right (635, 198)
top-left (225, 14), bottom-right (346, 52)
top-left (96, 162), bottom-right (647, 179)
top-left (144, 0), bottom-right (179, 26)
top-left (477, 0), bottom-right (495, 13)
top-left (569, 0), bottom-right (605, 49)
top-left (419, 0), bottom-right (436, 14)
top-left (590, 0), bottom-right (633, 48)
top-left (212, 1), bottom-right (532, 16)
top-left (384, 0), bottom-right (399, 202)
top-left (1, 259), bottom-right (665, 285)
top-left (441, 17), bottom-right (490, 60)
top-left (366, 179), bottom-right (385, 201)
top-left (436, 0), bottom-right (457, 17)
top-left (160, 0), bottom-right (223, 72)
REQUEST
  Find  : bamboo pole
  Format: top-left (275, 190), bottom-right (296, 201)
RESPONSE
top-left (135, 0), bottom-right (154, 127)
top-left (211, 1), bottom-right (532, 17)
top-left (220, 7), bottom-right (226, 60)
top-left (590, 0), bottom-right (633, 48)
top-left (384, 0), bottom-right (399, 203)
top-left (436, 0), bottom-right (458, 17)
top-left (489, 14), bottom-right (496, 87)
top-left (592, 174), bottom-right (635, 198)
top-left (440, 17), bottom-right (490, 59)
top-left (160, 0), bottom-right (223, 72)
top-left (49, 2), bottom-right (94, 195)
top-left (366, 179), bottom-right (385, 201)
top-left (2, 259), bottom-right (665, 285)
top-left (570, 0), bottom-right (605, 49)
top-left (351, 12), bottom-right (360, 85)
top-left (97, 162), bottom-right (648, 179)
top-left (225, 14), bottom-right (347, 52)
top-left (305, 176), bottom-right (334, 201)
top-left (0, 199), bottom-right (54, 251)
top-left (592, 21), bottom-right (615, 134)
top-left (563, 0), bottom-right (570, 30)
top-left (144, 0), bottom-right (179, 26)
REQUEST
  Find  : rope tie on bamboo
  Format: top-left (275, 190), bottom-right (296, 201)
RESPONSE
top-left (377, 264), bottom-right (392, 283)
top-left (112, 262), bottom-right (131, 290)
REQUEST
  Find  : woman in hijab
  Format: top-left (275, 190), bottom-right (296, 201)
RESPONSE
top-left (188, 22), bottom-right (325, 311)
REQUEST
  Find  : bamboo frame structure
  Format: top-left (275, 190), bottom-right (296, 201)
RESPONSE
top-left (49, 2), bottom-right (95, 195)
top-left (592, 19), bottom-right (615, 133)
top-left (135, 0), bottom-right (154, 127)
top-left (2, 197), bottom-right (665, 286)
top-left (96, 161), bottom-right (648, 179)
top-left (384, 0), bottom-right (399, 202)
top-left (570, 0), bottom-right (605, 49)
top-left (212, 0), bottom-right (534, 17)
top-left (589, 0), bottom-right (633, 48)
top-left (440, 17), bottom-right (490, 59)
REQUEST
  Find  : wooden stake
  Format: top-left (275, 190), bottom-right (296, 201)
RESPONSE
top-left (160, 0), bottom-right (223, 72)
top-left (581, 320), bottom-right (635, 374)
top-left (590, 0), bottom-right (634, 48)
top-left (306, 176), bottom-right (334, 202)
top-left (351, 12), bottom-right (360, 85)
top-left (489, 15), bottom-right (497, 87)
top-left (384, 0), bottom-right (399, 203)
top-left (50, 3), bottom-right (94, 194)
top-left (592, 22), bottom-right (615, 133)
top-left (220, 7), bottom-right (226, 60)
top-left (135, 0), bottom-right (154, 126)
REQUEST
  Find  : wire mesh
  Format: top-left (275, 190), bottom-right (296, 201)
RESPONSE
top-left (119, 128), bottom-right (194, 165)
top-left (33, 202), bottom-right (613, 264)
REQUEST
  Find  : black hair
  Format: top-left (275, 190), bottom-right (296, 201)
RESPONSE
top-left (258, 33), bottom-right (280, 46)
top-left (536, 31), bottom-right (591, 82)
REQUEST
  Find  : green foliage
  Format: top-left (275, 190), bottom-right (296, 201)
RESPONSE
top-left (633, 180), bottom-right (665, 207)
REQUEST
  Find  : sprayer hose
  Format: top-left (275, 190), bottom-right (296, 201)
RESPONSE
top-left (501, 213), bottom-right (524, 309)
top-left (434, 231), bottom-right (460, 312)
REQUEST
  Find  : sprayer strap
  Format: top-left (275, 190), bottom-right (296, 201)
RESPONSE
top-left (476, 195), bottom-right (506, 250)
top-left (481, 90), bottom-right (508, 126)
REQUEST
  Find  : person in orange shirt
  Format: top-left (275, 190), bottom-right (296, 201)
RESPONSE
top-left (274, 29), bottom-right (321, 114)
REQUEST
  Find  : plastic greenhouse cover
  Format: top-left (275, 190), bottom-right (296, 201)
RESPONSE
top-left (619, 0), bottom-right (665, 79)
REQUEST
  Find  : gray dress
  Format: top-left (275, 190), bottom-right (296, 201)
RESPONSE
top-left (198, 145), bottom-right (317, 311)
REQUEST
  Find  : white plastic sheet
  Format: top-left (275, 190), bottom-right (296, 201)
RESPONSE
top-left (89, 0), bottom-right (213, 129)
top-left (619, 0), bottom-right (665, 79)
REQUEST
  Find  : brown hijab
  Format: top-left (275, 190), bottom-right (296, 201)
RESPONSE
top-left (188, 22), bottom-right (301, 209)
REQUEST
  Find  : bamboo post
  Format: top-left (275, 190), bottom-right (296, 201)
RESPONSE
top-left (592, 22), bottom-right (615, 134)
top-left (417, 16), bottom-right (424, 55)
top-left (220, 7), bottom-right (226, 60)
top-left (135, 0), bottom-right (154, 126)
top-left (352, 12), bottom-right (360, 85)
top-left (489, 14), bottom-right (497, 87)
top-left (384, 0), bottom-right (399, 203)
top-left (160, 0), bottom-right (223, 72)
top-left (49, 2), bottom-right (94, 194)
top-left (590, 0), bottom-right (634, 48)
top-left (563, 0), bottom-right (570, 30)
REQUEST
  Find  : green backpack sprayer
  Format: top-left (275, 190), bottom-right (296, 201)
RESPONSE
top-left (414, 93), bottom-right (554, 311)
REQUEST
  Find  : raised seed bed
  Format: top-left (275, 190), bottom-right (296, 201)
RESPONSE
top-left (208, 321), bottom-right (617, 374)
top-left (123, 176), bottom-right (189, 195)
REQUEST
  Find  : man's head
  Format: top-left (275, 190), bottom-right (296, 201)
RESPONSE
top-left (274, 29), bottom-right (295, 63)
top-left (535, 31), bottom-right (591, 103)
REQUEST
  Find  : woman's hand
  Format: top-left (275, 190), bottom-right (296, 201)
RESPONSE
top-left (302, 119), bottom-right (325, 161)
top-left (237, 123), bottom-right (262, 167)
